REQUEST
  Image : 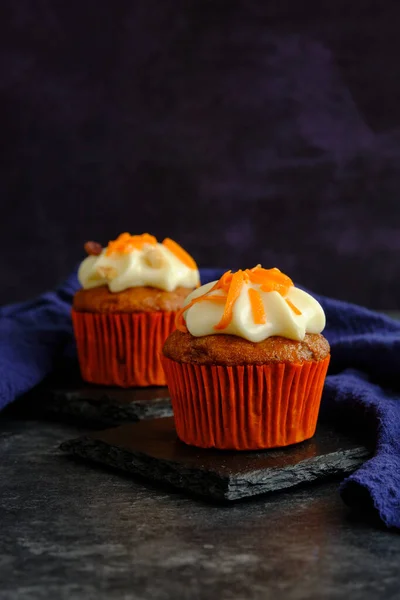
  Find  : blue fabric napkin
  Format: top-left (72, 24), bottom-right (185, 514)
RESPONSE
top-left (1, 268), bottom-right (400, 529)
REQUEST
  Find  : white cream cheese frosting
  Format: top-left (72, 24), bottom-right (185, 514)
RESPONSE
top-left (78, 233), bottom-right (200, 293)
top-left (177, 267), bottom-right (325, 342)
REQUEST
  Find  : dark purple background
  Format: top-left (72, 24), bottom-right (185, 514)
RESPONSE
top-left (2, 1), bottom-right (400, 308)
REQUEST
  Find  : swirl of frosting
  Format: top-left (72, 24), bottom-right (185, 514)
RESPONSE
top-left (78, 233), bottom-right (200, 292)
top-left (176, 266), bottom-right (325, 342)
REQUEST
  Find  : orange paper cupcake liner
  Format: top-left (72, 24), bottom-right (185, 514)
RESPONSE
top-left (72, 309), bottom-right (176, 387)
top-left (161, 356), bottom-right (330, 450)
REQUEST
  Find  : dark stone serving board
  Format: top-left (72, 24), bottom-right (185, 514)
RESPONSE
top-left (60, 417), bottom-right (370, 501)
top-left (43, 383), bottom-right (173, 427)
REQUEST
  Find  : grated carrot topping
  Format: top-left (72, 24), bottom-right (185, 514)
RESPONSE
top-left (248, 288), bottom-right (267, 324)
top-left (162, 238), bottom-right (198, 270)
top-left (217, 270), bottom-right (233, 292)
top-left (176, 266), bottom-right (296, 331)
top-left (174, 294), bottom-right (227, 332)
top-left (286, 298), bottom-right (302, 315)
top-left (204, 271), bottom-right (232, 296)
top-left (106, 233), bottom-right (157, 256)
top-left (250, 267), bottom-right (292, 295)
top-left (206, 295), bottom-right (228, 304)
top-left (214, 271), bottom-right (245, 330)
top-left (175, 296), bottom-right (204, 332)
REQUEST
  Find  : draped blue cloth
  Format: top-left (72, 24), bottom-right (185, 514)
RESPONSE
top-left (1, 268), bottom-right (399, 529)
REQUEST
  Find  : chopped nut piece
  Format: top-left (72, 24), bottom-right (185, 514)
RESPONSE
top-left (97, 266), bottom-right (118, 281)
top-left (143, 246), bottom-right (166, 269)
top-left (84, 241), bottom-right (103, 256)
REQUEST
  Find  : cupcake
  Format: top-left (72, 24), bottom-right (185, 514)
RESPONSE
top-left (162, 266), bottom-right (330, 450)
top-left (72, 233), bottom-right (200, 387)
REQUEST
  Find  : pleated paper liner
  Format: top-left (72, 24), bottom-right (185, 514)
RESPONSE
top-left (161, 356), bottom-right (330, 450)
top-left (72, 310), bottom-right (176, 387)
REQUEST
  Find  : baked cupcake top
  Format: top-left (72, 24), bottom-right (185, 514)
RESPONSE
top-left (78, 233), bottom-right (200, 293)
top-left (176, 266), bottom-right (325, 342)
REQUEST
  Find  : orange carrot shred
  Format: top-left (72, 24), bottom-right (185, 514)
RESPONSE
top-left (175, 294), bottom-right (227, 331)
top-left (217, 270), bottom-right (233, 292)
top-left (286, 298), bottom-right (302, 315)
top-left (206, 272), bottom-right (231, 296)
top-left (249, 267), bottom-right (293, 291)
top-left (175, 299), bottom-right (195, 332)
top-left (162, 238), bottom-right (198, 270)
top-left (106, 233), bottom-right (157, 256)
top-left (206, 295), bottom-right (228, 304)
top-left (175, 311), bottom-right (188, 332)
top-left (175, 296), bottom-right (203, 332)
top-left (214, 271), bottom-right (244, 330)
top-left (248, 288), bottom-right (267, 324)
top-left (176, 266), bottom-right (295, 333)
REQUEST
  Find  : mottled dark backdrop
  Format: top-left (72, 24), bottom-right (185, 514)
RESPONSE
top-left (1, 1), bottom-right (400, 308)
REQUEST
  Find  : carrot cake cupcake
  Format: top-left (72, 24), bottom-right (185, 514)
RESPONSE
top-left (162, 266), bottom-right (330, 449)
top-left (73, 233), bottom-right (199, 387)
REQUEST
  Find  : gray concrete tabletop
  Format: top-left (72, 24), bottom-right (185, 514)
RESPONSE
top-left (1, 416), bottom-right (399, 600)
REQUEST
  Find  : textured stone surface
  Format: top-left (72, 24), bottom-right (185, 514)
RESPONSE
top-left (1, 417), bottom-right (399, 600)
top-left (61, 417), bottom-right (370, 501)
top-left (28, 380), bottom-right (172, 427)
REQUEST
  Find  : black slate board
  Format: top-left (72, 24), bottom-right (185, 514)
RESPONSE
top-left (44, 383), bottom-right (173, 426)
top-left (6, 364), bottom-right (173, 427)
top-left (60, 417), bottom-right (370, 501)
